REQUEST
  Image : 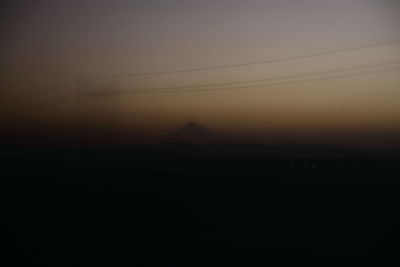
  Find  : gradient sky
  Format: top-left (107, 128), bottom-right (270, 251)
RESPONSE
top-left (2, 0), bottom-right (400, 147)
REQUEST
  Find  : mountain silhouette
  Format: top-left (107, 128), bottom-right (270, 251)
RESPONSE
top-left (163, 122), bottom-right (221, 144)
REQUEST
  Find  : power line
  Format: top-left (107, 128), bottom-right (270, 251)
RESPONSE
top-left (125, 66), bottom-right (400, 94)
top-left (96, 39), bottom-right (400, 78)
top-left (128, 60), bottom-right (400, 92)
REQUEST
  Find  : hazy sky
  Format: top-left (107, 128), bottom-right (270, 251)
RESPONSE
top-left (2, 0), bottom-right (400, 147)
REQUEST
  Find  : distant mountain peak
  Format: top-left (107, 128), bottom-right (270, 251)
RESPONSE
top-left (163, 122), bottom-right (219, 144)
top-left (179, 121), bottom-right (210, 133)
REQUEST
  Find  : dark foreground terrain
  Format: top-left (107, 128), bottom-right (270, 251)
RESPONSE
top-left (1, 145), bottom-right (400, 266)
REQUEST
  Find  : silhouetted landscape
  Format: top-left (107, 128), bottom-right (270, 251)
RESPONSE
top-left (1, 125), bottom-right (400, 266)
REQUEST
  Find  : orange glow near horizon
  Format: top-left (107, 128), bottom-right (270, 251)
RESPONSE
top-left (2, 0), bottom-right (400, 148)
